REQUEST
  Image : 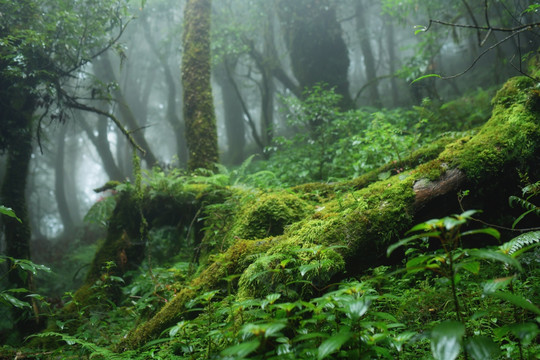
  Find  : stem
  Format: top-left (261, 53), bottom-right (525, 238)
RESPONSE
top-left (448, 252), bottom-right (469, 360)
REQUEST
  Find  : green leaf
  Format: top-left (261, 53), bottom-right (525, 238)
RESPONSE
top-left (0, 206), bottom-right (21, 222)
top-left (430, 321), bottom-right (465, 360)
top-left (387, 232), bottom-right (439, 256)
top-left (345, 298), bottom-right (371, 320)
top-left (410, 74), bottom-right (441, 85)
top-left (221, 340), bottom-right (260, 358)
top-left (465, 336), bottom-right (500, 360)
top-left (0, 293), bottom-right (30, 309)
top-left (461, 228), bottom-right (500, 240)
top-left (299, 263), bottom-right (319, 277)
top-left (467, 249), bottom-right (522, 272)
top-left (482, 276), bottom-right (514, 294)
top-left (508, 322), bottom-right (539, 345)
top-left (490, 292), bottom-right (540, 315)
top-left (318, 331), bottom-right (352, 360)
top-left (457, 261), bottom-right (480, 274)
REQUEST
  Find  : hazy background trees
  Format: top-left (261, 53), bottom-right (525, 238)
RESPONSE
top-left (0, 0), bottom-right (537, 338)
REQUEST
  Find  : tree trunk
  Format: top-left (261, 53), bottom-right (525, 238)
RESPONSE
top-left (79, 114), bottom-right (125, 181)
top-left (0, 94), bottom-right (36, 337)
top-left (54, 125), bottom-right (75, 235)
top-left (276, 0), bottom-right (354, 110)
top-left (356, 0), bottom-right (382, 107)
top-left (141, 15), bottom-right (188, 167)
top-left (114, 76), bottom-right (540, 350)
top-left (384, 15), bottom-right (399, 107)
top-left (93, 54), bottom-right (159, 167)
top-left (182, 0), bottom-right (218, 171)
top-left (215, 58), bottom-right (246, 165)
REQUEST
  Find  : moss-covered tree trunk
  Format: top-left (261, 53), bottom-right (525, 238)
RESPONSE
top-left (117, 76), bottom-right (540, 350)
top-left (182, 0), bottom-right (218, 171)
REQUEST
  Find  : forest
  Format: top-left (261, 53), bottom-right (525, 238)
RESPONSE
top-left (0, 0), bottom-right (539, 359)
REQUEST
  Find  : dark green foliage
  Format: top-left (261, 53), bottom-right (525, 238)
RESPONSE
top-left (257, 85), bottom-right (493, 186)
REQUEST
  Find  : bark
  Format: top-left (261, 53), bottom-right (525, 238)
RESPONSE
top-left (93, 53), bottom-right (159, 167)
top-left (79, 114), bottom-right (125, 181)
top-left (141, 15), bottom-right (188, 167)
top-left (54, 125), bottom-right (75, 234)
top-left (355, 0), bottom-right (382, 107)
top-left (113, 76), bottom-right (540, 349)
top-left (0, 93), bottom-right (36, 337)
top-left (215, 58), bottom-right (245, 165)
top-left (182, 0), bottom-right (219, 171)
top-left (276, 0), bottom-right (354, 109)
top-left (384, 16), bottom-right (399, 107)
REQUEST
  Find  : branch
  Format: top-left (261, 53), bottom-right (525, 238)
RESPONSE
top-left (440, 27), bottom-right (530, 80)
top-left (423, 19), bottom-right (540, 33)
top-left (223, 60), bottom-right (266, 151)
top-left (61, 91), bottom-right (146, 155)
top-left (354, 74), bottom-right (398, 103)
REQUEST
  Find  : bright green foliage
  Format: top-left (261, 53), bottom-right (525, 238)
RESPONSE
top-left (0, 206), bottom-right (21, 223)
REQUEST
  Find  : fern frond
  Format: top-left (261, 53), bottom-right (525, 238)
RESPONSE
top-left (509, 196), bottom-right (540, 214)
top-left (522, 180), bottom-right (540, 196)
top-left (499, 231), bottom-right (540, 256)
top-left (30, 332), bottom-right (131, 358)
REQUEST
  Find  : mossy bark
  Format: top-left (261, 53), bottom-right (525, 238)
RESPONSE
top-left (117, 76), bottom-right (540, 349)
top-left (182, 0), bottom-right (218, 171)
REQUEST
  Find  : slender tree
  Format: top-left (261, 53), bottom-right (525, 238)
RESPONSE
top-left (182, 0), bottom-right (219, 171)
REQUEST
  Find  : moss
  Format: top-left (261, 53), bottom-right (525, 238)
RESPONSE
top-left (348, 135), bottom-right (455, 190)
top-left (452, 103), bottom-right (540, 184)
top-left (120, 238), bottom-right (274, 350)
top-left (182, 0), bottom-right (218, 170)
top-left (491, 76), bottom-right (534, 108)
top-left (118, 75), bottom-right (540, 350)
top-left (232, 191), bottom-right (311, 240)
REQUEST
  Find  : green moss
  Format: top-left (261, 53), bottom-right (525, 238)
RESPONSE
top-left (232, 191), bottom-right (311, 240)
top-left (491, 76), bottom-right (534, 108)
top-left (116, 75), bottom-right (540, 350)
top-left (120, 238), bottom-right (274, 350)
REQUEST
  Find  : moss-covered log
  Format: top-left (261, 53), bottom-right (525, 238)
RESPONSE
top-left (117, 76), bottom-right (540, 349)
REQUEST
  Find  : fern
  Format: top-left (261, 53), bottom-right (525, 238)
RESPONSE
top-left (508, 196), bottom-right (540, 228)
top-left (30, 332), bottom-right (134, 359)
top-left (499, 231), bottom-right (540, 257)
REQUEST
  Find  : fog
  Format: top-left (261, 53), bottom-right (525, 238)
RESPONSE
top-left (3, 0), bottom-right (536, 269)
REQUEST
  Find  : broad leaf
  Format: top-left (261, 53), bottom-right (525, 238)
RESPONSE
top-left (465, 336), bottom-right (500, 360)
top-left (410, 73), bottom-right (441, 84)
top-left (467, 249), bottom-right (522, 272)
top-left (491, 292), bottom-right (540, 315)
top-left (345, 298), bottom-right (371, 320)
top-left (0, 293), bottom-right (30, 309)
top-left (221, 340), bottom-right (260, 358)
top-left (430, 321), bottom-right (465, 360)
top-left (318, 331), bottom-right (352, 360)
top-left (461, 228), bottom-right (500, 240)
top-left (508, 322), bottom-right (539, 345)
top-left (0, 206), bottom-right (21, 223)
top-left (387, 232), bottom-right (439, 256)
top-left (457, 261), bottom-right (480, 274)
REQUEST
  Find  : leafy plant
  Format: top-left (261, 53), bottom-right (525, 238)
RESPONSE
top-left (388, 210), bottom-right (539, 360)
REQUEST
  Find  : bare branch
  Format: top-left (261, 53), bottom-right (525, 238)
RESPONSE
top-left (61, 91), bottom-right (146, 155)
top-left (423, 19), bottom-right (540, 33)
top-left (440, 27), bottom-right (531, 80)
